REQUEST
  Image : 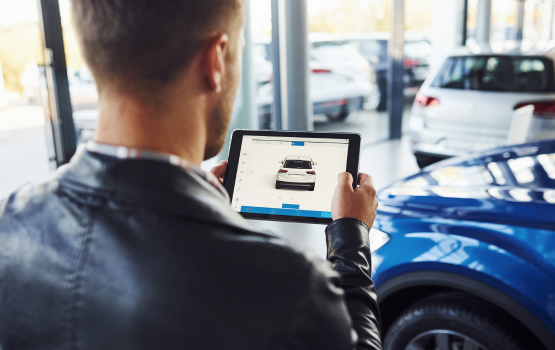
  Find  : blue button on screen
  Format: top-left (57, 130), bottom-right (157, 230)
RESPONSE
top-left (241, 206), bottom-right (332, 219)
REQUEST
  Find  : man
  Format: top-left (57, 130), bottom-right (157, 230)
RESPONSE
top-left (0, 0), bottom-right (381, 349)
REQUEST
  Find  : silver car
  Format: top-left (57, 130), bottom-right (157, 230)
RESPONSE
top-left (410, 50), bottom-right (555, 168)
top-left (276, 156), bottom-right (317, 191)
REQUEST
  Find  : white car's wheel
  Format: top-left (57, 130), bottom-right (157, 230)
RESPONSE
top-left (326, 106), bottom-right (349, 121)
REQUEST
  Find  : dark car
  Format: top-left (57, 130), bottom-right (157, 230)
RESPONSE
top-left (343, 32), bottom-right (432, 111)
top-left (370, 140), bottom-right (555, 350)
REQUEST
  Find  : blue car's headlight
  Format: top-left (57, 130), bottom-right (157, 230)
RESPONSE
top-left (370, 227), bottom-right (391, 253)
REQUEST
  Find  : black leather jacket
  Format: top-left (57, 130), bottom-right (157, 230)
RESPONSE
top-left (0, 148), bottom-right (382, 350)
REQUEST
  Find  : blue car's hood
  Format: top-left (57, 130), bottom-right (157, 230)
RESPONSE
top-left (378, 140), bottom-right (555, 231)
top-left (378, 187), bottom-right (554, 230)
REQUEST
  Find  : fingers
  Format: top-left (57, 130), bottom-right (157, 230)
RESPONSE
top-left (210, 160), bottom-right (227, 180)
top-left (358, 173), bottom-right (374, 187)
top-left (357, 173), bottom-right (377, 196)
top-left (337, 172), bottom-right (354, 192)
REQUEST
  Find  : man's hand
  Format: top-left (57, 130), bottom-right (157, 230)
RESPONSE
top-left (210, 160), bottom-right (227, 184)
top-left (331, 172), bottom-right (378, 228)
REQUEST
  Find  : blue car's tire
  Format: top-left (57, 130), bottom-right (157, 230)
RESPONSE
top-left (383, 293), bottom-right (531, 350)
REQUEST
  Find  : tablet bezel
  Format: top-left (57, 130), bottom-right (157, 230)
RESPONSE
top-left (223, 130), bottom-right (361, 225)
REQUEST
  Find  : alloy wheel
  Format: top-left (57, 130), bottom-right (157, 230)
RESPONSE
top-left (405, 330), bottom-right (489, 350)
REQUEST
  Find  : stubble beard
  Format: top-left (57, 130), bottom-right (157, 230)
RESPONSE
top-left (204, 90), bottom-right (235, 160)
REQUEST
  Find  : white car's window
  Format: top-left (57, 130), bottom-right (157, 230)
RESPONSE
top-left (432, 56), bottom-right (555, 92)
top-left (283, 160), bottom-right (312, 169)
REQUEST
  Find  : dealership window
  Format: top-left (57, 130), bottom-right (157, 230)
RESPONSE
top-left (300, 0), bottom-right (434, 141)
top-left (0, 0), bottom-right (53, 199)
top-left (467, 0), bottom-right (555, 51)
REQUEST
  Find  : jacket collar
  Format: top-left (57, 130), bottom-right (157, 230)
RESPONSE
top-left (85, 141), bottom-right (230, 202)
top-left (55, 146), bottom-right (256, 233)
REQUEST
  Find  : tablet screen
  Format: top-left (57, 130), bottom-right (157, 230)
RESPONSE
top-left (230, 135), bottom-right (349, 219)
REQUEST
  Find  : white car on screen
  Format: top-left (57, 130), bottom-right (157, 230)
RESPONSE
top-left (409, 49), bottom-right (555, 168)
top-left (276, 156), bottom-right (317, 191)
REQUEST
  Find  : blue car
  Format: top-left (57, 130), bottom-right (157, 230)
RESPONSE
top-left (370, 139), bottom-right (555, 350)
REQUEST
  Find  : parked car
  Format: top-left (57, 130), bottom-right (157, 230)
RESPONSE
top-left (370, 139), bottom-right (555, 350)
top-left (410, 50), bottom-right (555, 168)
top-left (331, 32), bottom-right (432, 111)
top-left (68, 65), bottom-right (99, 111)
top-left (275, 155), bottom-right (316, 191)
top-left (255, 35), bottom-right (377, 129)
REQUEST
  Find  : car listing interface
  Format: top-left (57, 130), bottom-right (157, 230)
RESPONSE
top-left (231, 135), bottom-right (349, 219)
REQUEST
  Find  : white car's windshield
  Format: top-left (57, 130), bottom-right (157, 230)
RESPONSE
top-left (432, 55), bottom-right (555, 92)
top-left (284, 160), bottom-right (312, 169)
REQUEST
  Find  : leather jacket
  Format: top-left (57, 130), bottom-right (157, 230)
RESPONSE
top-left (0, 147), bottom-right (382, 350)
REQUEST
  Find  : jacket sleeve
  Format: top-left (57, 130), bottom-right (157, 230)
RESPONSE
top-left (277, 218), bottom-right (382, 350)
top-left (326, 218), bottom-right (382, 350)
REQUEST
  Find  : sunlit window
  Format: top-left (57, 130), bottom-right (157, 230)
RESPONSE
top-left (508, 157), bottom-right (536, 184)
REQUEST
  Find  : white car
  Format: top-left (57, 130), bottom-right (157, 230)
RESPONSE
top-left (410, 50), bottom-right (555, 168)
top-left (256, 34), bottom-right (378, 128)
top-left (275, 156), bottom-right (317, 191)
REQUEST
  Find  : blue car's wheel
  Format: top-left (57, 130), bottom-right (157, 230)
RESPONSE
top-left (383, 293), bottom-right (530, 350)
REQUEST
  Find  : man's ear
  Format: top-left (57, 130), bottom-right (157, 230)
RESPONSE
top-left (203, 33), bottom-right (229, 93)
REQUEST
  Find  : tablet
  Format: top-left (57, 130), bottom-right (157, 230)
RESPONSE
top-left (223, 130), bottom-right (361, 224)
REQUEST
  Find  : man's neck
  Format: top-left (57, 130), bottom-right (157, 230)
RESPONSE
top-left (93, 92), bottom-right (207, 166)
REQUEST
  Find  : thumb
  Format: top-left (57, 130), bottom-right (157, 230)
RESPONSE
top-left (357, 173), bottom-right (374, 188)
top-left (337, 172), bottom-right (354, 192)
top-left (211, 160), bottom-right (227, 179)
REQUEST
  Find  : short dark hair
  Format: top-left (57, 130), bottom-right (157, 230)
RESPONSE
top-left (71, 0), bottom-right (243, 86)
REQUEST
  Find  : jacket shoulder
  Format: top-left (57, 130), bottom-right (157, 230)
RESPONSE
top-left (0, 178), bottom-right (62, 220)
